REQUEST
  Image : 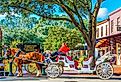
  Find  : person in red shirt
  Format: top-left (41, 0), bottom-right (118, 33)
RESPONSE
top-left (50, 43), bottom-right (70, 62)
top-left (58, 43), bottom-right (70, 56)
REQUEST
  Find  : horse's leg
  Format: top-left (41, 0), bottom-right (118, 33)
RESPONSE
top-left (36, 63), bottom-right (42, 77)
top-left (16, 59), bottom-right (23, 77)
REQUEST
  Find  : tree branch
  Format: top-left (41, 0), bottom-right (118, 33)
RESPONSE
top-left (79, 0), bottom-right (92, 14)
top-left (93, 0), bottom-right (104, 18)
top-left (72, 2), bottom-right (88, 32)
top-left (37, 0), bottom-right (59, 5)
top-left (9, 5), bottom-right (72, 22)
top-left (91, 0), bottom-right (104, 47)
top-left (59, 0), bottom-right (91, 47)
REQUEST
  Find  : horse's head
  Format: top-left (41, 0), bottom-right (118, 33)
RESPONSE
top-left (4, 48), bottom-right (19, 58)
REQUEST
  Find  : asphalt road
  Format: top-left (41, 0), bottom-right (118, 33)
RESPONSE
top-left (1, 78), bottom-right (121, 82)
top-left (1, 75), bottom-right (121, 82)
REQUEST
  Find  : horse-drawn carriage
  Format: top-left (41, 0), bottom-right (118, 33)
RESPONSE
top-left (0, 43), bottom-right (118, 80)
top-left (0, 43), bottom-right (64, 78)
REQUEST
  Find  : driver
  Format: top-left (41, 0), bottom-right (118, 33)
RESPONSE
top-left (50, 43), bottom-right (70, 62)
top-left (58, 43), bottom-right (70, 56)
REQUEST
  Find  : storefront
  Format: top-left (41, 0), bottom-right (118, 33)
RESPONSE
top-left (96, 33), bottom-right (121, 65)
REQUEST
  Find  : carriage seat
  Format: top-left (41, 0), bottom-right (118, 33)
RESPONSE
top-left (83, 56), bottom-right (93, 68)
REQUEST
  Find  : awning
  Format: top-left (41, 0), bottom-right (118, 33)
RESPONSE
top-left (96, 39), bottom-right (109, 48)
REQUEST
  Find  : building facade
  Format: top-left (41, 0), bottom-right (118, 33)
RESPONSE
top-left (96, 8), bottom-right (121, 66)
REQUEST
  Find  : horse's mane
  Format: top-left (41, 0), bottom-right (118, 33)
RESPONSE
top-left (9, 48), bottom-right (19, 56)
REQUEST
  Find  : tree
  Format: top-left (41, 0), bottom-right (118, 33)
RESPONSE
top-left (44, 26), bottom-right (83, 51)
top-left (2, 26), bottom-right (45, 47)
top-left (0, 0), bottom-right (104, 65)
top-left (0, 15), bottom-right (38, 29)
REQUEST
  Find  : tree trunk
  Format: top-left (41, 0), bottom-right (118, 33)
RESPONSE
top-left (87, 44), bottom-right (96, 68)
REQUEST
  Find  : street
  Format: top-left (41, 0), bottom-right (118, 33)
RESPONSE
top-left (1, 74), bottom-right (121, 82)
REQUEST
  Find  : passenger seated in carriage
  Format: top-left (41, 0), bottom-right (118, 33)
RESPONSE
top-left (49, 43), bottom-right (70, 62)
top-left (52, 43), bottom-right (70, 57)
top-left (58, 43), bottom-right (70, 56)
top-left (43, 50), bottom-right (52, 64)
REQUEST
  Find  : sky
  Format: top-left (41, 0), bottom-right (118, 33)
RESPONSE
top-left (96, 0), bottom-right (121, 21)
top-left (0, 0), bottom-right (121, 21)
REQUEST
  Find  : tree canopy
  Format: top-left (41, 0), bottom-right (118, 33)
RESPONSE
top-left (0, 0), bottom-right (105, 58)
top-left (44, 26), bottom-right (84, 51)
top-left (1, 16), bottom-right (84, 50)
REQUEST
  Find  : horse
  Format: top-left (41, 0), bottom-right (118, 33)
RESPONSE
top-left (5, 48), bottom-right (44, 77)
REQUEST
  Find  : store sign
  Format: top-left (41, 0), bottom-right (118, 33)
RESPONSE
top-left (23, 43), bottom-right (40, 52)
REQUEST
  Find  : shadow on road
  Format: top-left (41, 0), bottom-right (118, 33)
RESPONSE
top-left (59, 75), bottom-right (121, 80)
top-left (1, 75), bottom-right (121, 81)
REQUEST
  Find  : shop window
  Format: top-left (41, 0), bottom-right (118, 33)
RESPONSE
top-left (106, 48), bottom-right (108, 53)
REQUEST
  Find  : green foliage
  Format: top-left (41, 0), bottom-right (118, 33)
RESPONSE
top-left (2, 26), bottom-right (45, 48)
top-left (1, 17), bottom-right (82, 49)
top-left (0, 16), bottom-right (38, 28)
top-left (44, 26), bottom-right (83, 51)
top-left (10, 39), bottom-right (22, 48)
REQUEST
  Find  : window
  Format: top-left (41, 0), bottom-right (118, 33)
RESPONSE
top-left (117, 17), bottom-right (121, 31)
top-left (117, 17), bottom-right (120, 26)
top-left (111, 20), bottom-right (114, 33)
top-left (96, 28), bottom-right (99, 38)
top-left (101, 26), bottom-right (103, 37)
top-left (106, 25), bottom-right (107, 36)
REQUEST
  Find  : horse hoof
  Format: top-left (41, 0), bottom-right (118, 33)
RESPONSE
top-left (17, 74), bottom-right (23, 77)
top-left (36, 74), bottom-right (42, 77)
top-left (17, 75), bottom-right (23, 77)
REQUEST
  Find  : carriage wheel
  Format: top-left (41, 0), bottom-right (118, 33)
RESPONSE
top-left (59, 65), bottom-right (64, 76)
top-left (26, 63), bottom-right (37, 74)
top-left (96, 63), bottom-right (113, 80)
top-left (45, 63), bottom-right (60, 78)
top-left (58, 61), bottom-right (64, 76)
top-left (3, 59), bottom-right (17, 75)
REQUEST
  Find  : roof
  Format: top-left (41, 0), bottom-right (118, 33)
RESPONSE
top-left (97, 19), bottom-right (109, 26)
top-left (109, 7), bottom-right (121, 16)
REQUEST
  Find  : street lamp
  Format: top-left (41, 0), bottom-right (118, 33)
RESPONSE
top-left (8, 37), bottom-right (14, 76)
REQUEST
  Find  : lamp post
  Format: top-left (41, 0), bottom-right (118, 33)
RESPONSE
top-left (8, 59), bottom-right (14, 76)
top-left (8, 37), bottom-right (14, 76)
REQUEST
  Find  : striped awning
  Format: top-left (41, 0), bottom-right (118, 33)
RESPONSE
top-left (96, 39), bottom-right (108, 48)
